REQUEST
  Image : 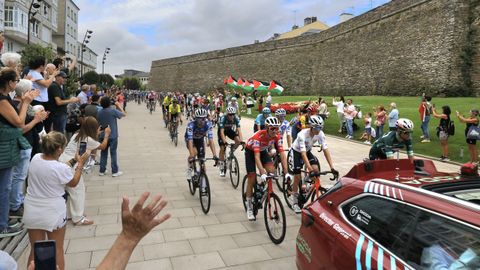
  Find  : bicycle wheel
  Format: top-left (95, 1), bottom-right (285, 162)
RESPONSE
top-left (274, 157), bottom-right (284, 192)
top-left (282, 175), bottom-right (295, 210)
top-left (174, 133), bottom-right (178, 146)
top-left (264, 193), bottom-right (286, 245)
top-left (229, 156), bottom-right (240, 189)
top-left (241, 175), bottom-right (248, 212)
top-left (188, 175), bottom-right (196, 196)
top-left (199, 173), bottom-right (211, 214)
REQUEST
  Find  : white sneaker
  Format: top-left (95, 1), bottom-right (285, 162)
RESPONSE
top-left (246, 209), bottom-right (255, 221)
top-left (220, 170), bottom-right (225, 177)
top-left (293, 204), bottom-right (302, 214)
top-left (112, 171), bottom-right (123, 177)
top-left (99, 172), bottom-right (106, 176)
top-left (364, 141), bottom-right (371, 145)
top-left (186, 168), bottom-right (193, 180)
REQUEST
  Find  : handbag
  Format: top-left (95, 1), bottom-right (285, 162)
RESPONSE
top-left (467, 125), bottom-right (480, 140)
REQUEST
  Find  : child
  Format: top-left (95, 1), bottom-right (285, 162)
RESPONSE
top-left (360, 112), bottom-right (373, 144)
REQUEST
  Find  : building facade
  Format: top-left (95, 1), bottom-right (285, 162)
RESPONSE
top-left (52, 0), bottom-right (79, 57)
top-left (3, 0), bottom-right (58, 53)
top-left (115, 69), bottom-right (150, 85)
top-left (78, 40), bottom-right (96, 75)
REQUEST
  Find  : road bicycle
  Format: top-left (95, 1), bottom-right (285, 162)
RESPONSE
top-left (220, 143), bottom-right (243, 188)
top-left (187, 157), bottom-right (217, 214)
top-left (283, 170), bottom-right (338, 210)
top-left (241, 173), bottom-right (286, 244)
top-left (169, 117), bottom-right (178, 146)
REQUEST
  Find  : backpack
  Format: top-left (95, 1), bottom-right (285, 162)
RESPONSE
top-left (448, 120), bottom-right (455, 136)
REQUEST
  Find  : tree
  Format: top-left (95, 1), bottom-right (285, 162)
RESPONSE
top-left (83, 70), bottom-right (100, 85)
top-left (64, 72), bottom-right (79, 97)
top-left (20, 44), bottom-right (56, 67)
top-left (99, 73), bottom-right (115, 88)
top-left (114, 78), bottom-right (123, 87)
top-left (122, 77), bottom-right (141, 90)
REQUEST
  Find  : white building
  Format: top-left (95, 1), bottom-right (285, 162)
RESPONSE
top-left (115, 69), bottom-right (150, 85)
top-left (53, 0), bottom-right (79, 57)
top-left (3, 0), bottom-right (58, 53)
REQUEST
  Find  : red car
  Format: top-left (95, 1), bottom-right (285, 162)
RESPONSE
top-left (296, 159), bottom-right (480, 270)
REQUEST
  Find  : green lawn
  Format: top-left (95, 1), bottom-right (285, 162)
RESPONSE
top-left (241, 96), bottom-right (479, 163)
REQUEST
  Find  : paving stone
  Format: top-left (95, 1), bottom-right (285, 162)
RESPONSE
top-left (67, 235), bottom-right (117, 253)
top-left (90, 247), bottom-right (144, 267)
top-left (126, 258), bottom-right (172, 270)
top-left (64, 252), bottom-right (91, 270)
top-left (189, 235), bottom-right (239, 254)
top-left (219, 246), bottom-right (271, 266)
top-left (171, 252), bottom-right (225, 270)
top-left (163, 227), bottom-right (208, 242)
top-left (204, 222), bottom-right (248, 237)
top-left (142, 240), bottom-right (193, 260)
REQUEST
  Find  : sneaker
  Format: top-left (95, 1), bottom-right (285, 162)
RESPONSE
top-left (9, 205), bottom-right (24, 218)
top-left (421, 139), bottom-right (431, 143)
top-left (112, 171), bottom-right (123, 177)
top-left (345, 135), bottom-right (350, 138)
top-left (99, 172), bottom-right (106, 176)
top-left (0, 226), bottom-right (24, 238)
top-left (292, 204), bottom-right (302, 214)
top-left (186, 168), bottom-right (193, 180)
top-left (338, 129), bottom-right (342, 133)
top-left (441, 157), bottom-right (450, 162)
top-left (364, 141), bottom-right (371, 145)
top-left (246, 209), bottom-right (255, 221)
top-left (220, 170), bottom-right (225, 177)
top-left (420, 135), bottom-right (424, 139)
top-left (8, 219), bottom-right (21, 228)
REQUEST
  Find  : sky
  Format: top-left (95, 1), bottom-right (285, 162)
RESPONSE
top-left (76, 0), bottom-right (390, 77)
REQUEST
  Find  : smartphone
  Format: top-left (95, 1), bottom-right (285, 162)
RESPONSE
top-left (79, 141), bottom-right (87, 155)
top-left (34, 240), bottom-right (56, 270)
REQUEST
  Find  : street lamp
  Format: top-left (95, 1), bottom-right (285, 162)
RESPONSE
top-left (102, 47), bottom-right (111, 74)
top-left (80, 29), bottom-right (93, 78)
top-left (27, 0), bottom-right (42, 44)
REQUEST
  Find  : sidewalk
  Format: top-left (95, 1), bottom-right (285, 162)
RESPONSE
top-left (17, 104), bottom-right (459, 270)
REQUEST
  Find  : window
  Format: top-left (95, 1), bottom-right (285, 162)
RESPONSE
top-left (405, 212), bottom-right (480, 269)
top-left (342, 196), bottom-right (419, 261)
top-left (31, 20), bottom-right (40, 37)
top-left (7, 41), bottom-right (13, 52)
top-left (52, 7), bottom-right (57, 28)
top-left (67, 7), bottom-right (70, 18)
top-left (5, 6), bottom-right (13, 27)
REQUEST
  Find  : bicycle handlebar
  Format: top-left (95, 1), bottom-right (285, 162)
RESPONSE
top-left (304, 170), bottom-right (339, 181)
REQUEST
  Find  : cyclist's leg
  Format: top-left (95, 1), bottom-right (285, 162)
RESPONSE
top-left (291, 150), bottom-right (304, 194)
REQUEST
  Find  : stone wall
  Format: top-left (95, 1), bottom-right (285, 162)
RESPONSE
top-left (149, 0), bottom-right (479, 96)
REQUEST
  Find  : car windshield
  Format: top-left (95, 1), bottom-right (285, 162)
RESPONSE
top-left (444, 189), bottom-right (480, 205)
top-left (422, 180), bottom-right (480, 206)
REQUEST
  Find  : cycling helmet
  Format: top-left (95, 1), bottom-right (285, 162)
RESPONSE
top-left (194, 108), bottom-right (208, 118)
top-left (172, 97), bottom-right (178, 103)
top-left (226, 107), bottom-right (237, 114)
top-left (396, 118), bottom-right (414, 132)
top-left (309, 115), bottom-right (324, 129)
top-left (275, 108), bottom-right (286, 117)
top-left (262, 107), bottom-right (271, 114)
top-left (265, 116), bottom-right (281, 127)
top-left (231, 97), bottom-right (237, 101)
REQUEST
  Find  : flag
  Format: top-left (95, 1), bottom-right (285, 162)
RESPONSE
top-left (226, 75), bottom-right (237, 89)
top-left (242, 80), bottom-right (254, 92)
top-left (236, 78), bottom-right (245, 90)
top-left (268, 80), bottom-right (285, 95)
top-left (253, 80), bottom-right (269, 92)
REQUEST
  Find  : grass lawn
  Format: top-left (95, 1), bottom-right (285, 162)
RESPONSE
top-left (240, 96), bottom-right (479, 163)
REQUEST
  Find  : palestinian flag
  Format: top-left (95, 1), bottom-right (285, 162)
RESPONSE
top-left (268, 80), bottom-right (285, 95)
top-left (253, 80), bottom-right (269, 92)
top-left (226, 75), bottom-right (237, 89)
top-left (242, 80), bottom-right (254, 92)
top-left (235, 78), bottom-right (245, 90)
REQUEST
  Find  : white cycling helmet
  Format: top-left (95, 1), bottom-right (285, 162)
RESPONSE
top-left (262, 107), bottom-right (271, 114)
top-left (396, 118), bottom-right (414, 132)
top-left (309, 115), bottom-right (324, 129)
top-left (194, 108), bottom-right (208, 118)
top-left (226, 106), bottom-right (237, 114)
top-left (265, 116), bottom-right (281, 127)
top-left (275, 108), bottom-right (286, 117)
top-left (231, 97), bottom-right (237, 101)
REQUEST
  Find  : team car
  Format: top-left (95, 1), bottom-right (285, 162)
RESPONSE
top-left (296, 159), bottom-right (480, 270)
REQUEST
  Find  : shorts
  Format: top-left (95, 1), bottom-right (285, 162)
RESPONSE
top-left (245, 148), bottom-right (272, 174)
top-left (467, 138), bottom-right (477, 145)
top-left (287, 149), bottom-right (319, 174)
top-left (185, 138), bottom-right (205, 159)
top-left (171, 113), bottom-right (179, 121)
top-left (218, 128), bottom-right (237, 146)
top-left (23, 195), bottom-right (67, 232)
top-left (438, 130), bottom-right (449, 141)
top-left (365, 127), bottom-right (372, 135)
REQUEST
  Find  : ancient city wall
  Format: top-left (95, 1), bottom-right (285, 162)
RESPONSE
top-left (149, 0), bottom-right (479, 96)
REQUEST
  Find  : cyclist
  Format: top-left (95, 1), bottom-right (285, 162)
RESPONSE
top-left (185, 108), bottom-right (218, 180)
top-left (218, 106), bottom-right (243, 177)
top-left (147, 91), bottom-right (156, 111)
top-left (288, 115), bottom-right (338, 213)
top-left (254, 107), bottom-right (271, 132)
top-left (162, 93), bottom-right (172, 113)
top-left (369, 118), bottom-right (415, 162)
top-left (275, 108), bottom-right (292, 148)
top-left (168, 98), bottom-right (183, 134)
top-left (245, 117), bottom-right (290, 221)
top-left (228, 97), bottom-right (240, 119)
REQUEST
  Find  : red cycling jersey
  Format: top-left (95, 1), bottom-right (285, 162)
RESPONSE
top-left (246, 130), bottom-right (284, 153)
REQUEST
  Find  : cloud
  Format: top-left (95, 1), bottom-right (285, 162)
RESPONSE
top-left (77, 0), bottom-right (389, 77)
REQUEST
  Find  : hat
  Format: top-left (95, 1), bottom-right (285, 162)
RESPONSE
top-left (56, 71), bottom-right (68, 78)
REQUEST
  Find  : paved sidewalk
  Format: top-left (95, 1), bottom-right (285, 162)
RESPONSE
top-left (17, 103), bottom-right (459, 270)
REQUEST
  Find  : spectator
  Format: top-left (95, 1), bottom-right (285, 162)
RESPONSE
top-left (77, 84), bottom-right (89, 105)
top-left (246, 93), bottom-right (254, 115)
top-left (84, 94), bottom-right (101, 119)
top-left (388, 102), bottom-right (399, 131)
top-left (9, 80), bottom-right (47, 221)
top-left (23, 131), bottom-right (89, 270)
top-left (52, 54), bottom-right (77, 75)
top-left (332, 96), bottom-right (345, 133)
top-left (97, 97), bottom-right (126, 177)
top-left (0, 68), bottom-right (37, 238)
top-left (266, 92), bottom-right (272, 109)
top-left (343, 99), bottom-right (356, 139)
top-left (258, 94), bottom-right (264, 112)
top-left (317, 97), bottom-right (328, 120)
top-left (45, 71), bottom-right (78, 133)
top-left (419, 94), bottom-right (433, 143)
top-left (374, 105), bottom-right (387, 138)
top-left (360, 112), bottom-right (373, 144)
top-left (432, 105), bottom-right (451, 162)
top-left (28, 56), bottom-right (58, 107)
top-left (60, 117), bottom-right (111, 225)
top-left (456, 109), bottom-right (479, 164)
top-left (1, 52), bottom-right (22, 75)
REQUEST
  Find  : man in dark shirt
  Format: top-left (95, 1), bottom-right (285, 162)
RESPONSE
top-left (46, 71), bottom-right (78, 133)
top-left (84, 94), bottom-right (101, 119)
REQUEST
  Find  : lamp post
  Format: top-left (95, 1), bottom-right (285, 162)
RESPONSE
top-left (27, 0), bottom-right (42, 44)
top-left (80, 29), bottom-right (93, 78)
top-left (102, 47), bottom-right (110, 74)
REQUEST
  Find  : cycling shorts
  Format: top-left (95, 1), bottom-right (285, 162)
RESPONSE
top-left (218, 129), bottom-right (237, 146)
top-left (287, 149), bottom-right (319, 175)
top-left (245, 148), bottom-right (272, 174)
top-left (186, 138), bottom-right (205, 159)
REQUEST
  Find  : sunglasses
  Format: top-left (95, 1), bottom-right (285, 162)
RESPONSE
top-left (268, 127), bottom-right (279, 132)
top-left (313, 126), bottom-right (322, 131)
top-left (227, 113), bottom-right (235, 116)
top-left (400, 131), bottom-right (411, 135)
